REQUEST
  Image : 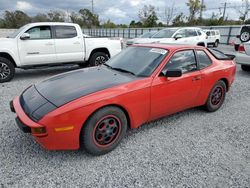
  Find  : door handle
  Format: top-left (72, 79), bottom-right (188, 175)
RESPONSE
top-left (45, 42), bottom-right (54, 46)
top-left (73, 42), bottom-right (80, 45)
top-left (192, 76), bottom-right (201, 81)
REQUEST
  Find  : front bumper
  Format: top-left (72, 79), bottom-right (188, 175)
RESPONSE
top-left (10, 96), bottom-right (80, 150)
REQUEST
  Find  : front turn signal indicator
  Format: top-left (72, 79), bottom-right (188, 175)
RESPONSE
top-left (31, 127), bottom-right (47, 135)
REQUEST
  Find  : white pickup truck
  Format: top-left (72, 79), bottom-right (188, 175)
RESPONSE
top-left (0, 22), bottom-right (122, 82)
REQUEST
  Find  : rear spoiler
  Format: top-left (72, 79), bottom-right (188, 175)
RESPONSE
top-left (208, 48), bottom-right (235, 60)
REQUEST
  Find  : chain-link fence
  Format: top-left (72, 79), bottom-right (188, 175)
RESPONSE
top-left (83, 25), bottom-right (241, 44)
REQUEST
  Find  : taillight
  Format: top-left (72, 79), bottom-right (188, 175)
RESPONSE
top-left (238, 44), bottom-right (245, 53)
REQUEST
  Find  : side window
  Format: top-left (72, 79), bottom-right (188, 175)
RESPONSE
top-left (211, 31), bottom-right (216, 36)
top-left (197, 30), bottom-right (202, 36)
top-left (174, 29), bottom-right (186, 38)
top-left (26, 26), bottom-right (52, 39)
top-left (186, 29), bottom-right (197, 37)
top-left (55, 26), bottom-right (77, 39)
top-left (196, 50), bottom-right (212, 69)
top-left (164, 50), bottom-right (197, 74)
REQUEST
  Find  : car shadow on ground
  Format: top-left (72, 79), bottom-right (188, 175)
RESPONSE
top-left (7, 107), bottom-right (205, 160)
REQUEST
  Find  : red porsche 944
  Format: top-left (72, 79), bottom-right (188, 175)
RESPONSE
top-left (10, 44), bottom-right (236, 155)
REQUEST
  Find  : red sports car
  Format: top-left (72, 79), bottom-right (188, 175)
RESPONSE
top-left (10, 44), bottom-right (236, 155)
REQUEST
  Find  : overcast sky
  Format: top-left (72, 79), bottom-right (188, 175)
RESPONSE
top-left (0, 0), bottom-right (244, 24)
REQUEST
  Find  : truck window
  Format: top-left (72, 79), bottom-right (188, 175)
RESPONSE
top-left (55, 26), bottom-right (77, 39)
top-left (26, 26), bottom-right (52, 39)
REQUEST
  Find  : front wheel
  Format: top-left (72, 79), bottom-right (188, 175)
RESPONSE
top-left (89, 52), bottom-right (109, 67)
top-left (0, 57), bottom-right (15, 83)
top-left (81, 106), bottom-right (128, 155)
top-left (204, 80), bottom-right (226, 112)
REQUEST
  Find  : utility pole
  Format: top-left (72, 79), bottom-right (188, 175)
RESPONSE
top-left (91, 0), bottom-right (94, 13)
top-left (200, 0), bottom-right (204, 21)
top-left (222, 2), bottom-right (228, 21)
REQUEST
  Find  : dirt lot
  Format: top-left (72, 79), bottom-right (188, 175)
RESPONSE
top-left (0, 45), bottom-right (249, 187)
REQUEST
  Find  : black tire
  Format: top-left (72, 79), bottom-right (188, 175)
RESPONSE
top-left (197, 43), bottom-right (205, 47)
top-left (204, 80), bottom-right (226, 112)
top-left (241, 65), bottom-right (250, 71)
top-left (81, 106), bottom-right (128, 155)
top-left (234, 44), bottom-right (239, 51)
top-left (0, 57), bottom-right (15, 83)
top-left (89, 52), bottom-right (109, 67)
top-left (213, 40), bottom-right (219, 47)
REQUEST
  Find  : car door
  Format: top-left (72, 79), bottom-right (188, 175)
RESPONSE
top-left (150, 50), bottom-right (202, 120)
top-left (53, 25), bottom-right (84, 63)
top-left (185, 29), bottom-right (199, 45)
top-left (18, 25), bottom-right (56, 65)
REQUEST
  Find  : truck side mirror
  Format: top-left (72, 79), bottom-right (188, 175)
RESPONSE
top-left (20, 33), bottom-right (30, 40)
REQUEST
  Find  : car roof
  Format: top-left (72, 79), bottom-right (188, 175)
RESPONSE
top-left (133, 43), bottom-right (206, 51)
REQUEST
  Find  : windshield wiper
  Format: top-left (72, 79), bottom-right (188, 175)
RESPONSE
top-left (112, 67), bottom-right (135, 75)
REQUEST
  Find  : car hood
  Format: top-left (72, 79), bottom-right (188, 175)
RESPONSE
top-left (35, 66), bottom-right (138, 107)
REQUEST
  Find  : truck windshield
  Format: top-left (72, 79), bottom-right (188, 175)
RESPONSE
top-left (104, 46), bottom-right (168, 77)
top-left (7, 25), bottom-right (27, 38)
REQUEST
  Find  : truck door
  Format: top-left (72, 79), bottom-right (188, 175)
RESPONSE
top-left (18, 25), bottom-right (56, 65)
top-left (53, 25), bottom-right (84, 63)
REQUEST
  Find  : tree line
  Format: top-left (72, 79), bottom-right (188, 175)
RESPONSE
top-left (0, 0), bottom-right (248, 29)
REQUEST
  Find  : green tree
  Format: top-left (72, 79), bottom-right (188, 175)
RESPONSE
top-left (47, 11), bottom-right (65, 22)
top-left (186, 0), bottom-right (205, 22)
top-left (32, 13), bottom-right (49, 22)
top-left (3, 10), bottom-right (31, 28)
top-left (79, 9), bottom-right (100, 28)
top-left (138, 5), bottom-right (158, 27)
top-left (102, 19), bottom-right (117, 28)
top-left (70, 12), bottom-right (84, 27)
top-left (172, 13), bottom-right (185, 26)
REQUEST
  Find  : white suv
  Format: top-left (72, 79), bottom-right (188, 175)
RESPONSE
top-left (133, 27), bottom-right (208, 47)
top-left (204, 30), bottom-right (220, 47)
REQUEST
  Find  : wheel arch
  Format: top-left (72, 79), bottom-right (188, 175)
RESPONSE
top-left (219, 78), bottom-right (229, 91)
top-left (0, 52), bottom-right (17, 67)
top-left (89, 48), bottom-right (111, 59)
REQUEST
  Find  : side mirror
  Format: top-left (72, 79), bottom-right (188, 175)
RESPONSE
top-left (174, 34), bottom-right (182, 40)
top-left (20, 33), bottom-right (30, 40)
top-left (165, 69), bottom-right (182, 77)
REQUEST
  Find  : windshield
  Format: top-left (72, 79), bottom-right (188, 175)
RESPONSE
top-left (7, 25), bottom-right (27, 38)
top-left (139, 31), bottom-right (156, 38)
top-left (152, 29), bottom-right (178, 38)
top-left (104, 46), bottom-right (168, 77)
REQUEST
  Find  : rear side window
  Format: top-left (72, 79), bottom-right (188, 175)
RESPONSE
top-left (55, 26), bottom-right (77, 39)
top-left (211, 31), bottom-right (216, 36)
top-left (164, 50), bottom-right (197, 73)
top-left (197, 30), bottom-right (202, 36)
top-left (186, 29), bottom-right (197, 37)
top-left (196, 50), bottom-right (212, 69)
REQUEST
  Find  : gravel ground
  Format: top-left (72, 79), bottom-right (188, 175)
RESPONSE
top-left (0, 46), bottom-right (250, 187)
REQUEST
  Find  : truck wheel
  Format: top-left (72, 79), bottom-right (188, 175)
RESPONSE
top-left (0, 57), bottom-right (15, 83)
top-left (241, 65), bottom-right (250, 71)
top-left (89, 52), bottom-right (109, 67)
top-left (81, 106), bottom-right (127, 155)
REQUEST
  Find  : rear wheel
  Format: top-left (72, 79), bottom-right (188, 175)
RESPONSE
top-left (213, 40), bottom-right (219, 47)
top-left (241, 65), bottom-right (250, 71)
top-left (81, 106), bottom-right (127, 155)
top-left (204, 80), bottom-right (226, 112)
top-left (89, 52), bottom-right (109, 67)
top-left (0, 57), bottom-right (15, 83)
